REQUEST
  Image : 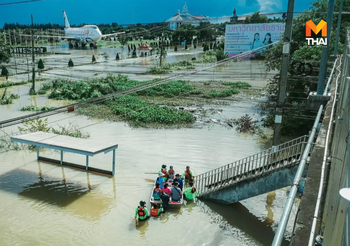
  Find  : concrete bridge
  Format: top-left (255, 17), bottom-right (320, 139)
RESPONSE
top-left (195, 135), bottom-right (310, 204)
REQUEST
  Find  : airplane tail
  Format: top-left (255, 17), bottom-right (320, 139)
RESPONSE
top-left (63, 10), bottom-right (70, 28)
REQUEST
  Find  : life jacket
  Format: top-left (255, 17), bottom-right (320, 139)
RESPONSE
top-left (161, 169), bottom-right (168, 178)
top-left (151, 208), bottom-right (159, 217)
top-left (169, 169), bottom-right (175, 175)
top-left (138, 207), bottom-right (145, 217)
top-left (184, 170), bottom-right (192, 180)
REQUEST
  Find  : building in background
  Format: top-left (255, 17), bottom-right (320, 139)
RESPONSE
top-left (165, 2), bottom-right (209, 30)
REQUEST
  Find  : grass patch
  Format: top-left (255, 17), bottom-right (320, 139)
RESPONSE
top-left (147, 61), bottom-right (195, 74)
top-left (107, 95), bottom-right (196, 127)
top-left (0, 78), bottom-right (47, 89)
top-left (0, 88), bottom-right (20, 105)
top-left (21, 105), bottom-right (55, 112)
top-left (147, 66), bottom-right (172, 74)
top-left (48, 75), bottom-right (145, 100)
top-left (222, 81), bottom-right (252, 89)
top-left (137, 81), bottom-right (194, 98)
top-left (203, 89), bottom-right (240, 98)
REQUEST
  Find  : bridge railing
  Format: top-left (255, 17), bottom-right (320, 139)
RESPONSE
top-left (195, 135), bottom-right (310, 196)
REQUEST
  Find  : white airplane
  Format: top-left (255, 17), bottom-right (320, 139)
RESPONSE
top-left (62, 10), bottom-right (125, 48)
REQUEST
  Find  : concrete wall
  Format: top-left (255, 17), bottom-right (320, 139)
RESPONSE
top-left (202, 165), bottom-right (299, 204)
top-left (291, 50), bottom-right (349, 245)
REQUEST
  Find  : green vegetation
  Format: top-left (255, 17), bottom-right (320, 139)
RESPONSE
top-left (68, 59), bottom-right (74, 67)
top-left (38, 59), bottom-right (45, 70)
top-left (222, 81), bottom-right (252, 89)
top-left (107, 95), bottom-right (196, 127)
top-left (203, 89), bottom-right (240, 98)
top-left (147, 61), bottom-right (195, 74)
top-left (20, 105), bottom-right (55, 111)
top-left (0, 33), bottom-right (11, 64)
top-left (137, 81), bottom-right (195, 98)
top-left (1, 66), bottom-right (9, 78)
top-left (48, 75), bottom-right (145, 100)
top-left (0, 88), bottom-right (19, 105)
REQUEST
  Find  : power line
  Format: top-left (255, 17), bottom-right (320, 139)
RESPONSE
top-left (0, 0), bottom-right (44, 6)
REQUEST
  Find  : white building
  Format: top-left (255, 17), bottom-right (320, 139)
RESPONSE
top-left (165, 2), bottom-right (209, 30)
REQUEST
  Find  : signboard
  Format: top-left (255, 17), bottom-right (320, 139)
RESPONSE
top-left (181, 42), bottom-right (186, 45)
top-left (224, 23), bottom-right (285, 57)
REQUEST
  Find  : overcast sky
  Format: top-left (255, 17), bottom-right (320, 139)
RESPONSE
top-left (0, 0), bottom-right (313, 27)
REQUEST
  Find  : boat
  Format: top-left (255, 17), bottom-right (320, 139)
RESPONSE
top-left (150, 178), bottom-right (184, 208)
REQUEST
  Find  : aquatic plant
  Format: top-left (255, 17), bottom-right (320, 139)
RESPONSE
top-left (137, 81), bottom-right (195, 98)
top-left (230, 114), bottom-right (260, 134)
top-left (203, 89), bottom-right (239, 98)
top-left (221, 81), bottom-right (252, 89)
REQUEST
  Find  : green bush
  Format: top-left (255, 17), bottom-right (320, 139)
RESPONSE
top-left (1, 66), bottom-right (9, 77)
top-left (38, 59), bottom-right (45, 70)
top-left (137, 81), bottom-right (194, 98)
top-left (68, 59), bottom-right (74, 67)
top-left (108, 95), bottom-right (196, 127)
top-left (221, 81), bottom-right (251, 89)
top-left (147, 66), bottom-right (172, 74)
top-left (204, 89), bottom-right (240, 98)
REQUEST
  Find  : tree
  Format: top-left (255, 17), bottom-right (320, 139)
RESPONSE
top-left (0, 33), bottom-right (11, 65)
top-left (185, 44), bottom-right (188, 50)
top-left (68, 59), bottom-right (74, 67)
top-left (197, 22), bottom-right (216, 41)
top-left (174, 46), bottom-right (178, 52)
top-left (128, 45), bottom-right (131, 53)
top-left (132, 49), bottom-right (137, 58)
top-left (1, 66), bottom-right (9, 79)
top-left (92, 55), bottom-right (96, 63)
top-left (244, 12), bottom-right (269, 24)
top-left (116, 53), bottom-right (120, 60)
top-left (172, 24), bottom-right (198, 45)
top-left (38, 59), bottom-right (44, 70)
top-left (216, 50), bottom-right (228, 61)
top-left (194, 44), bottom-right (197, 49)
top-left (213, 42), bottom-right (217, 50)
top-left (210, 43), bottom-right (213, 50)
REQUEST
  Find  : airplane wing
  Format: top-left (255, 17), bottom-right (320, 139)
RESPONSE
top-left (101, 32), bottom-right (126, 38)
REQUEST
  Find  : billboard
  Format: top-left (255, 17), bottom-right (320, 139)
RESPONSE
top-left (224, 23), bottom-right (285, 57)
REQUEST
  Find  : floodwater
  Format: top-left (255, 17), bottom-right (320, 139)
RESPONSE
top-left (0, 100), bottom-right (298, 246)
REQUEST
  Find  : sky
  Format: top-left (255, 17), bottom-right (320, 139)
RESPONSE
top-left (0, 0), bottom-right (313, 27)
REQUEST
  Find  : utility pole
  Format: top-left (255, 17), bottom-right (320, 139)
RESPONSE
top-left (316, 0), bottom-right (336, 95)
top-left (160, 22), bottom-right (165, 67)
top-left (30, 14), bottom-right (36, 94)
top-left (272, 0), bottom-right (295, 147)
top-left (334, 0), bottom-right (343, 56)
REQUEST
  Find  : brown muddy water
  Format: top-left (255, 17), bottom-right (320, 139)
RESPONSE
top-left (0, 98), bottom-right (298, 246)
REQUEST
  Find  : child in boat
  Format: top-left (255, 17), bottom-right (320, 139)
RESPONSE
top-left (151, 204), bottom-right (163, 217)
top-left (135, 201), bottom-right (150, 221)
top-left (183, 186), bottom-right (199, 201)
top-left (153, 183), bottom-right (162, 200)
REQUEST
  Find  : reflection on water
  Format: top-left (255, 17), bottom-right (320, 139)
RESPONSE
top-left (264, 191), bottom-right (276, 226)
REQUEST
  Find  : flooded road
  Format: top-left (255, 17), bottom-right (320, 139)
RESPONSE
top-left (0, 100), bottom-right (297, 246)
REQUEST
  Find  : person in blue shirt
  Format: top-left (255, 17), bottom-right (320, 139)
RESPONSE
top-left (173, 173), bottom-right (184, 190)
top-left (156, 173), bottom-right (164, 189)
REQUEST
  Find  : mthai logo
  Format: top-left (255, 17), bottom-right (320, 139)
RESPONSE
top-left (306, 20), bottom-right (327, 46)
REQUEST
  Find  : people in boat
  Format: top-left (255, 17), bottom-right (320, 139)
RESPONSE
top-left (153, 183), bottom-right (162, 200)
top-left (173, 174), bottom-right (184, 190)
top-left (168, 166), bottom-right (175, 180)
top-left (183, 186), bottom-right (199, 201)
top-left (160, 183), bottom-right (170, 212)
top-left (171, 181), bottom-right (183, 202)
top-left (156, 173), bottom-right (165, 189)
top-left (151, 204), bottom-right (163, 217)
top-left (158, 164), bottom-right (169, 181)
top-left (182, 166), bottom-right (194, 184)
top-left (135, 201), bottom-right (149, 221)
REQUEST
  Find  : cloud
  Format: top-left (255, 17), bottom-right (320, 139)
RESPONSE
top-left (258, 0), bottom-right (283, 13)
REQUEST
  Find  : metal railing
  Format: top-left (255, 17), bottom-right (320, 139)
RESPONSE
top-left (195, 135), bottom-right (309, 197)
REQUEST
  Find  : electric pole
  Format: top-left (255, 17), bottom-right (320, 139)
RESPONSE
top-left (334, 0), bottom-right (343, 56)
top-left (30, 14), bottom-right (36, 94)
top-left (272, 0), bottom-right (295, 147)
top-left (316, 0), bottom-right (335, 95)
top-left (160, 21), bottom-right (165, 67)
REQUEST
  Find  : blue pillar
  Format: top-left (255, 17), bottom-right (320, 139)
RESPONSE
top-left (86, 155), bottom-right (89, 171)
top-left (112, 149), bottom-right (116, 176)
